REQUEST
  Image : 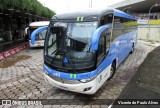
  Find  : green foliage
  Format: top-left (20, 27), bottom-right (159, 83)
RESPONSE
top-left (0, 0), bottom-right (55, 18)
top-left (0, 0), bottom-right (8, 9)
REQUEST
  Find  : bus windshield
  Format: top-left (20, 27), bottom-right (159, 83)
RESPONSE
top-left (45, 21), bottom-right (98, 72)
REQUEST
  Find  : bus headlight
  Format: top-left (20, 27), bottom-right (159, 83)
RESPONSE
top-left (78, 75), bottom-right (96, 83)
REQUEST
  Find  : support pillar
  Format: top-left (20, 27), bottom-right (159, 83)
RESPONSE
top-left (3, 14), bottom-right (12, 41)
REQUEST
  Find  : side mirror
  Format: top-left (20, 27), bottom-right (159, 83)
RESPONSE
top-left (31, 26), bottom-right (48, 45)
top-left (90, 24), bottom-right (110, 51)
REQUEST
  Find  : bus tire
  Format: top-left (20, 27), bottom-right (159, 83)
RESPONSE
top-left (130, 44), bottom-right (134, 54)
top-left (108, 63), bottom-right (116, 80)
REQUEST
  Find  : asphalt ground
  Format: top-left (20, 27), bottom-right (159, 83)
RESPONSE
top-left (112, 46), bottom-right (160, 108)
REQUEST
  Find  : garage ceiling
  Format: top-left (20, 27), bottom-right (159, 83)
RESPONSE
top-left (110, 0), bottom-right (160, 13)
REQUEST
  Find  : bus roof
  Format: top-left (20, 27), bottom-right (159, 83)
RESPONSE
top-left (52, 7), bottom-right (136, 21)
top-left (29, 21), bottom-right (50, 27)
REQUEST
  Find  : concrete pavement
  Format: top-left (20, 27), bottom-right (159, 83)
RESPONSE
top-left (0, 42), bottom-right (155, 108)
top-left (112, 46), bottom-right (160, 108)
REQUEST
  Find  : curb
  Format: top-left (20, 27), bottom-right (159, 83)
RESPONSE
top-left (138, 40), bottom-right (160, 47)
top-left (0, 42), bottom-right (29, 61)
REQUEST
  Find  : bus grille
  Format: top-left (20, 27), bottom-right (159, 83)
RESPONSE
top-left (48, 75), bottom-right (81, 84)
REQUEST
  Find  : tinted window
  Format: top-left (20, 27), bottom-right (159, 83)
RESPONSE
top-left (100, 14), bottom-right (113, 26)
top-left (97, 35), bottom-right (105, 64)
top-left (112, 17), bottom-right (125, 41)
top-left (123, 19), bottom-right (137, 34)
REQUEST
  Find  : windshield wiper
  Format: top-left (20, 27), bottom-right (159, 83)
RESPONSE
top-left (51, 49), bottom-right (57, 55)
top-left (64, 50), bottom-right (77, 74)
top-left (51, 55), bottom-right (56, 65)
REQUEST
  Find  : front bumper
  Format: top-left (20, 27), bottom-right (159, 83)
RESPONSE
top-left (43, 73), bottom-right (97, 94)
top-left (29, 40), bottom-right (44, 47)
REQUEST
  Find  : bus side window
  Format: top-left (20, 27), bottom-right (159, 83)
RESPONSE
top-left (105, 29), bottom-right (111, 52)
top-left (101, 29), bottom-right (111, 52)
top-left (111, 17), bottom-right (125, 41)
top-left (124, 19), bottom-right (137, 34)
top-left (100, 14), bottom-right (113, 26)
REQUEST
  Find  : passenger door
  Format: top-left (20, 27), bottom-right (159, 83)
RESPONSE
top-left (96, 27), bottom-right (112, 66)
top-left (97, 35), bottom-right (105, 66)
top-left (96, 28), bottom-right (112, 89)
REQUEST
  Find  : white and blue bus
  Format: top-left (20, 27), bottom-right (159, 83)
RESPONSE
top-left (31, 8), bottom-right (137, 94)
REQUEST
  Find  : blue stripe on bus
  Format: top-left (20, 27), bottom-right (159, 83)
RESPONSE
top-left (43, 58), bottom-right (111, 80)
top-left (43, 64), bottom-right (96, 80)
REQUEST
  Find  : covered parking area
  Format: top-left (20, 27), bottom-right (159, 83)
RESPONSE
top-left (110, 0), bottom-right (160, 43)
top-left (0, 0), bottom-right (55, 44)
top-left (0, 9), bottom-right (48, 42)
top-left (110, 0), bottom-right (160, 19)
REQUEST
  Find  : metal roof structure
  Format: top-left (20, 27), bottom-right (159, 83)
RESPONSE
top-left (29, 21), bottom-right (50, 27)
top-left (110, 0), bottom-right (160, 13)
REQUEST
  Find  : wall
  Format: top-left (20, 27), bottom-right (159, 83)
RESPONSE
top-left (138, 25), bottom-right (160, 42)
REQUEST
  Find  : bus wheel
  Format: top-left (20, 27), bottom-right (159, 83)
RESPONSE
top-left (130, 44), bottom-right (134, 54)
top-left (108, 63), bottom-right (116, 80)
